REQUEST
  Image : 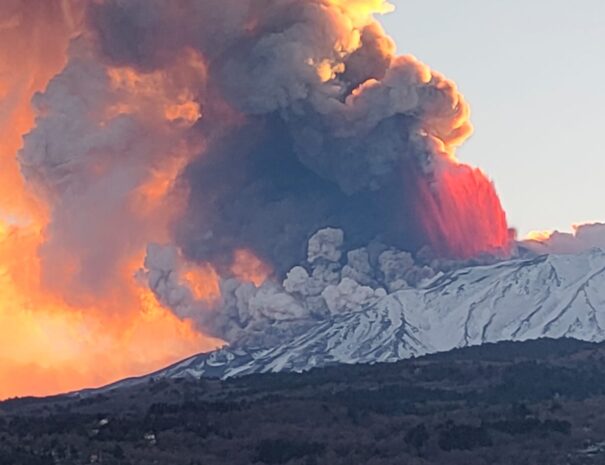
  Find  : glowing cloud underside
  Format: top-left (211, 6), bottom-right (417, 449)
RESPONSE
top-left (0, 1), bottom-right (221, 399)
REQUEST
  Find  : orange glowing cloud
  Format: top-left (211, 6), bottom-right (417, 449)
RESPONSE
top-left (327, 0), bottom-right (395, 25)
top-left (525, 230), bottom-right (554, 242)
top-left (0, 0), bottom-right (221, 400)
top-left (231, 249), bottom-right (272, 287)
top-left (182, 264), bottom-right (222, 303)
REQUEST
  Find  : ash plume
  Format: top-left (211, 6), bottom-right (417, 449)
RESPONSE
top-left (19, 40), bottom-right (205, 302)
top-left (88, 0), bottom-right (507, 273)
top-left (18, 0), bottom-right (511, 348)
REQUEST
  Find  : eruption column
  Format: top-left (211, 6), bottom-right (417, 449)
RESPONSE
top-left (1, 0), bottom-right (514, 397)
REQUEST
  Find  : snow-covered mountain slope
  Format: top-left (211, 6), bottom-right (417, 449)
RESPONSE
top-left (98, 249), bottom-right (605, 391)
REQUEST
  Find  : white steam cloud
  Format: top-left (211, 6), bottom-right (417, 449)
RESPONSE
top-left (523, 223), bottom-right (605, 256)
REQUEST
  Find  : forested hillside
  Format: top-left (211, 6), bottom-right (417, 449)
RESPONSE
top-left (2, 338), bottom-right (605, 465)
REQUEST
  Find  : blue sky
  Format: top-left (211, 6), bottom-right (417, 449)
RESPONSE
top-left (380, 1), bottom-right (604, 236)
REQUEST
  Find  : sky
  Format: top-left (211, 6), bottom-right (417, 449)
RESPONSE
top-left (380, 0), bottom-right (604, 237)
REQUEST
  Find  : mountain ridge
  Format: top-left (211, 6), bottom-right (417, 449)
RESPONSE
top-left (95, 248), bottom-right (605, 392)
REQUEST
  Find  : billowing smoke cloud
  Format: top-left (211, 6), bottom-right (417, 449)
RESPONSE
top-left (19, 37), bottom-right (206, 303)
top-left (0, 0), bottom-right (222, 400)
top-left (17, 0), bottom-right (511, 352)
top-left (144, 227), bottom-right (438, 348)
top-left (86, 0), bottom-right (509, 275)
top-left (522, 223), bottom-right (605, 255)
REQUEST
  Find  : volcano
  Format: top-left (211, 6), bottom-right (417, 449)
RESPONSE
top-left (91, 246), bottom-right (605, 392)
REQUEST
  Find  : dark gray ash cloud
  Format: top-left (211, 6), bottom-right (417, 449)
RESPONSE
top-left (88, 0), bottom-right (472, 276)
top-left (18, 0), bottom-right (508, 348)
